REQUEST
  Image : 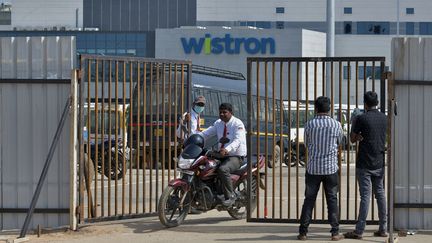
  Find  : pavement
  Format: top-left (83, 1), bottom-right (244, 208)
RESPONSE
top-left (1, 211), bottom-right (430, 243)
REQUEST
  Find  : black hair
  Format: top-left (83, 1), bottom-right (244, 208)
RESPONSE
top-left (219, 103), bottom-right (233, 113)
top-left (315, 96), bottom-right (331, 113)
top-left (364, 91), bottom-right (379, 107)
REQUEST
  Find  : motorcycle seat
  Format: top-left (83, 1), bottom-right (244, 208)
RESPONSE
top-left (232, 158), bottom-right (258, 176)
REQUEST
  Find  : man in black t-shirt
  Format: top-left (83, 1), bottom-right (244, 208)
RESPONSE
top-left (345, 91), bottom-right (388, 239)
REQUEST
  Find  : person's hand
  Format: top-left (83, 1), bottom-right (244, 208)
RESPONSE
top-left (183, 112), bottom-right (191, 124)
top-left (219, 148), bottom-right (228, 156)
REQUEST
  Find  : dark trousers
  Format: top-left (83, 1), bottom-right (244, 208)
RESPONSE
top-left (299, 172), bottom-right (340, 235)
top-left (355, 167), bottom-right (387, 234)
top-left (217, 156), bottom-right (242, 199)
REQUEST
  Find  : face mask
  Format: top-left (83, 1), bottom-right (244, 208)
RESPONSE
top-left (194, 105), bottom-right (205, 113)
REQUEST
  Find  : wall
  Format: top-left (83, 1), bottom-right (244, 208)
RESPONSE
top-left (0, 36), bottom-right (75, 79)
top-left (84, 0), bottom-right (197, 31)
top-left (155, 27), bottom-right (326, 100)
top-left (0, 82), bottom-right (71, 230)
top-left (392, 37), bottom-right (432, 229)
top-left (12, 0), bottom-right (83, 30)
top-left (155, 27), bottom-right (325, 76)
top-left (0, 36), bottom-right (75, 230)
top-left (197, 0), bottom-right (432, 22)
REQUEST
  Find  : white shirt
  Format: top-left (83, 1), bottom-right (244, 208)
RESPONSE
top-left (200, 116), bottom-right (247, 157)
top-left (176, 109), bottom-right (200, 139)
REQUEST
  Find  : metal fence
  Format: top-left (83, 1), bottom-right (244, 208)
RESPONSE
top-left (0, 80), bottom-right (71, 230)
top-left (246, 57), bottom-right (388, 224)
top-left (391, 38), bottom-right (432, 230)
top-left (78, 55), bottom-right (191, 222)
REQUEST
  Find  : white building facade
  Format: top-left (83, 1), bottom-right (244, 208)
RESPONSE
top-left (0, 0), bottom-right (83, 31)
top-left (197, 0), bottom-right (432, 67)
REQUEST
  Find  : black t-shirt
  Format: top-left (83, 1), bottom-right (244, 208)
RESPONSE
top-left (352, 109), bottom-right (387, 170)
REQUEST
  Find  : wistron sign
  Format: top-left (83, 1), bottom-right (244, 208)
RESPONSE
top-left (181, 34), bottom-right (276, 55)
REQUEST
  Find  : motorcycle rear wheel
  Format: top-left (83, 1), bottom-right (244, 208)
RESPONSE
top-left (228, 176), bottom-right (258, 220)
top-left (284, 153), bottom-right (306, 167)
top-left (103, 150), bottom-right (125, 180)
top-left (158, 186), bottom-right (191, 227)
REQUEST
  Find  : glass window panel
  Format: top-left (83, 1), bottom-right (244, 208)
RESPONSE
top-left (406, 8), bottom-right (414, 14)
top-left (256, 21), bottom-right (271, 29)
top-left (136, 34), bottom-right (146, 42)
top-left (276, 7), bottom-right (285, 14)
top-left (116, 34), bottom-right (126, 41)
top-left (276, 21), bottom-right (284, 29)
top-left (247, 21), bottom-right (255, 27)
top-left (357, 22), bottom-right (390, 35)
top-left (420, 22), bottom-right (432, 35)
top-left (344, 7), bottom-right (352, 14)
top-left (406, 22), bottom-right (415, 35)
top-left (126, 49), bottom-right (137, 55)
top-left (106, 33), bottom-right (116, 41)
top-left (344, 21), bottom-right (352, 34)
top-left (126, 34), bottom-right (136, 42)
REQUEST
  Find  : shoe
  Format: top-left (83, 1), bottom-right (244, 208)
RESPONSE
top-left (331, 234), bottom-right (344, 241)
top-left (222, 195), bottom-right (236, 207)
top-left (344, 231), bottom-right (363, 239)
top-left (373, 231), bottom-right (388, 237)
top-left (189, 207), bottom-right (202, 215)
top-left (297, 233), bottom-right (307, 241)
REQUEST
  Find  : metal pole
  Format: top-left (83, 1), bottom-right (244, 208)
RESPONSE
top-left (19, 96), bottom-right (72, 238)
top-left (326, 0), bottom-right (335, 97)
top-left (396, 0), bottom-right (400, 36)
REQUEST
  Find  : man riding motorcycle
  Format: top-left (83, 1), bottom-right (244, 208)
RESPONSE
top-left (200, 103), bottom-right (247, 207)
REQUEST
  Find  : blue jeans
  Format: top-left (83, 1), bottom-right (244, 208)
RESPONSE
top-left (355, 167), bottom-right (387, 234)
top-left (299, 172), bottom-right (339, 235)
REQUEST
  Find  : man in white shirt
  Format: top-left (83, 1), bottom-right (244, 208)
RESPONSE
top-left (200, 103), bottom-right (247, 207)
top-left (176, 96), bottom-right (206, 140)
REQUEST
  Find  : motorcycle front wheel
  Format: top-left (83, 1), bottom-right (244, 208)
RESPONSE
top-left (158, 186), bottom-right (191, 227)
top-left (228, 176), bottom-right (257, 220)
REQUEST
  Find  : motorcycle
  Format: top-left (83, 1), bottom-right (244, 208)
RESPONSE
top-left (87, 138), bottom-right (129, 180)
top-left (158, 134), bottom-right (266, 227)
top-left (270, 138), bottom-right (306, 168)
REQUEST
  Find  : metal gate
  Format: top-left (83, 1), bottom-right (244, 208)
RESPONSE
top-left (77, 55), bottom-right (191, 222)
top-left (246, 57), bottom-right (389, 224)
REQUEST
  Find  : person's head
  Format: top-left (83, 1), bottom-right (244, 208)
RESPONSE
top-left (219, 103), bottom-right (233, 122)
top-left (193, 95), bottom-right (206, 113)
top-left (363, 91), bottom-right (379, 109)
top-left (314, 96), bottom-right (331, 114)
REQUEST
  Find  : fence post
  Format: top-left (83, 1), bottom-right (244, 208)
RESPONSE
top-left (69, 69), bottom-right (79, 230)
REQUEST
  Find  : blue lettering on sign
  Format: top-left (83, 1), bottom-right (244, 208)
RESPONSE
top-left (180, 34), bottom-right (276, 55)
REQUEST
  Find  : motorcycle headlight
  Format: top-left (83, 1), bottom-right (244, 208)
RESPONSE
top-left (178, 156), bottom-right (195, 169)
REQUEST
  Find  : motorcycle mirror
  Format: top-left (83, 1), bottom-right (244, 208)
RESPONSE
top-left (219, 137), bottom-right (230, 145)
